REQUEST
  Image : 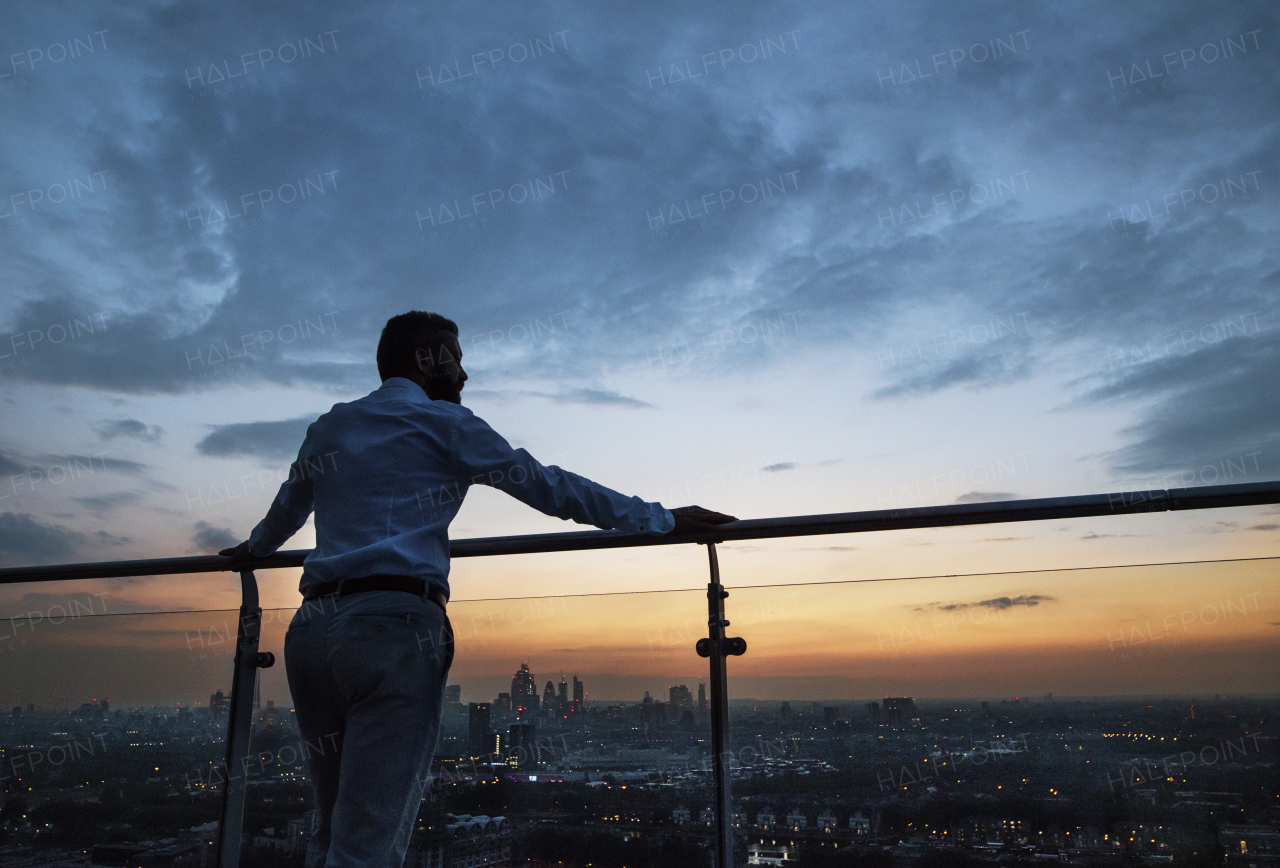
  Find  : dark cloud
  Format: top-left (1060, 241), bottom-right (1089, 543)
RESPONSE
top-left (72, 490), bottom-right (146, 515)
top-left (36, 454), bottom-right (152, 478)
top-left (0, 451), bottom-right (26, 477)
top-left (1249, 524), bottom-right (1279, 531)
top-left (94, 419), bottom-right (164, 443)
top-left (762, 462), bottom-right (796, 472)
top-left (954, 491), bottom-right (1017, 504)
top-left (192, 521), bottom-right (239, 553)
top-left (0, 512), bottom-right (83, 566)
top-left (1078, 335), bottom-right (1280, 477)
top-left (555, 389), bottom-right (654, 408)
top-left (873, 351), bottom-right (1034, 400)
top-left (195, 417), bottom-right (315, 460)
top-left (922, 593), bottom-right (1055, 612)
top-left (471, 388), bottom-right (654, 408)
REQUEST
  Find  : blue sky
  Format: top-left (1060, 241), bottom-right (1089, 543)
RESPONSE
top-left (0, 0), bottom-right (1277, 610)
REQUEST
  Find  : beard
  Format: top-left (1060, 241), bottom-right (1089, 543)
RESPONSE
top-left (430, 373), bottom-right (463, 404)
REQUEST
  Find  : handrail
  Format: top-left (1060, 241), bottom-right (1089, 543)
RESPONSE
top-left (2, 479), bottom-right (1277, 583)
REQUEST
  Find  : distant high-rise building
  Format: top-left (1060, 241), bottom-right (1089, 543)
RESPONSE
top-left (654, 701), bottom-right (667, 726)
top-left (543, 680), bottom-right (557, 710)
top-left (882, 697), bottom-right (917, 727)
top-left (100, 699), bottom-right (109, 716)
top-left (824, 707), bottom-right (839, 725)
top-left (572, 676), bottom-right (584, 712)
top-left (512, 663), bottom-right (538, 713)
top-left (697, 683), bottom-right (706, 710)
top-left (444, 685), bottom-right (461, 705)
top-left (508, 723), bottom-right (537, 770)
top-left (780, 702), bottom-right (791, 721)
top-left (468, 703), bottom-right (492, 758)
top-left (558, 675), bottom-right (568, 705)
top-left (670, 685), bottom-right (692, 708)
top-left (496, 692), bottom-right (511, 712)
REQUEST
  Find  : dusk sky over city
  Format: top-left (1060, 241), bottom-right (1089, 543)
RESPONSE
top-left (1, 0), bottom-right (1278, 707)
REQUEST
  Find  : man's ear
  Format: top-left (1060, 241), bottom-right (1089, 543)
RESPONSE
top-left (413, 347), bottom-right (434, 373)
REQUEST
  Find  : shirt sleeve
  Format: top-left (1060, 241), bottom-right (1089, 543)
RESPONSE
top-left (450, 409), bottom-right (674, 534)
top-left (247, 428), bottom-right (318, 555)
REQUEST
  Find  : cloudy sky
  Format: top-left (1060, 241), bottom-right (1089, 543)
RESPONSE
top-left (0, 1), bottom-right (1276, 704)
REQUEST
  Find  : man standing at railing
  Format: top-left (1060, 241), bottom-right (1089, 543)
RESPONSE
top-left (220, 310), bottom-right (735, 868)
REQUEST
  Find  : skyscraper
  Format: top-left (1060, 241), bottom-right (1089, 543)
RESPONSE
top-left (572, 676), bottom-right (584, 712)
top-left (468, 703), bottom-right (492, 758)
top-left (512, 663), bottom-right (538, 713)
top-left (496, 692), bottom-right (511, 712)
top-left (558, 674), bottom-right (568, 706)
top-left (697, 683), bottom-right (706, 710)
top-left (670, 684), bottom-right (692, 708)
top-left (543, 680), bottom-right (557, 711)
top-left (509, 722), bottom-right (537, 770)
top-left (444, 684), bottom-right (461, 705)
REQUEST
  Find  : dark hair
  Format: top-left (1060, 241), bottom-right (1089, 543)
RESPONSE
top-left (377, 311), bottom-right (459, 381)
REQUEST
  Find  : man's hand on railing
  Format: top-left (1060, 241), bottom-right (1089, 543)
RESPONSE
top-left (218, 540), bottom-right (261, 565)
top-left (669, 505), bottom-right (738, 534)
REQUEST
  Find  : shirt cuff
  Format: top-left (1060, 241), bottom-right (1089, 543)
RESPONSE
top-left (645, 506), bottom-right (675, 534)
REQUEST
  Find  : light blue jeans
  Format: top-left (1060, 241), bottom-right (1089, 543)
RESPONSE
top-left (285, 589), bottom-right (454, 868)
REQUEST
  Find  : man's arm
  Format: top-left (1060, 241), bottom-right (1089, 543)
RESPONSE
top-left (220, 430), bottom-right (318, 561)
top-left (450, 410), bottom-right (676, 533)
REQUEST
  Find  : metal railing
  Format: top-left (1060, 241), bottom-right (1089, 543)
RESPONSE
top-left (2, 479), bottom-right (1278, 868)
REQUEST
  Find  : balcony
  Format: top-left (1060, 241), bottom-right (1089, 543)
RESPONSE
top-left (1, 481), bottom-right (1277, 868)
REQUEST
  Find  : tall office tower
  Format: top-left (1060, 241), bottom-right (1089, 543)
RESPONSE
top-left (670, 684), bottom-right (693, 708)
top-left (444, 685), bottom-right (461, 705)
top-left (543, 680), bottom-right (557, 711)
top-left (558, 675), bottom-right (568, 706)
top-left (642, 691), bottom-right (653, 726)
top-left (780, 701), bottom-right (791, 721)
top-left (698, 683), bottom-right (707, 710)
top-left (210, 690), bottom-right (225, 718)
top-left (468, 703), bottom-right (492, 758)
top-left (100, 699), bottom-right (109, 716)
top-left (824, 706), bottom-right (839, 725)
top-left (866, 701), bottom-right (881, 722)
top-left (509, 722), bottom-right (538, 770)
top-left (496, 692), bottom-right (512, 712)
top-left (512, 663), bottom-right (538, 713)
top-left (572, 676), bottom-right (584, 712)
top-left (654, 701), bottom-right (667, 726)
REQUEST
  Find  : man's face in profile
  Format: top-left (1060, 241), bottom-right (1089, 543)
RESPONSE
top-left (419, 337), bottom-right (467, 404)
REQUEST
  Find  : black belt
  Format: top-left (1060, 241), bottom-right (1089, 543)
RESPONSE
top-left (304, 575), bottom-right (447, 611)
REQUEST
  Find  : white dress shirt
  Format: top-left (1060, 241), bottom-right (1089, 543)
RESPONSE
top-left (248, 377), bottom-right (674, 597)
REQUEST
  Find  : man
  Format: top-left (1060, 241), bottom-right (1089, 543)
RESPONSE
top-left (220, 310), bottom-right (735, 868)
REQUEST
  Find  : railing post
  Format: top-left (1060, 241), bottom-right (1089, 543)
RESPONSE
top-left (696, 542), bottom-right (746, 868)
top-left (216, 569), bottom-right (275, 868)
